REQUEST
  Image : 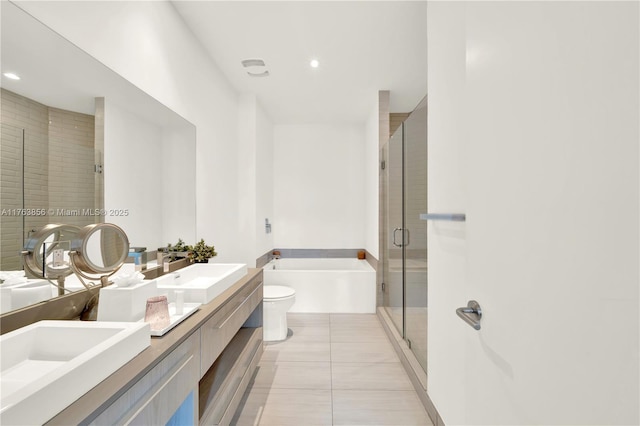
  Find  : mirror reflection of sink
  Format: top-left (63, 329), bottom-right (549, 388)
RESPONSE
top-left (57, 273), bottom-right (88, 292)
top-left (154, 263), bottom-right (247, 304)
top-left (0, 279), bottom-right (55, 314)
top-left (0, 320), bottom-right (150, 425)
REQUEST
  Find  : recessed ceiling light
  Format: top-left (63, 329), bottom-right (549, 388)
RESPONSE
top-left (3, 72), bottom-right (20, 80)
top-left (310, 59), bottom-right (319, 68)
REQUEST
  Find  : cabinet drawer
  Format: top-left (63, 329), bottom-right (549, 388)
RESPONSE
top-left (200, 282), bottom-right (262, 376)
top-left (91, 332), bottom-right (199, 425)
top-left (200, 328), bottom-right (262, 425)
top-left (216, 337), bottom-right (262, 426)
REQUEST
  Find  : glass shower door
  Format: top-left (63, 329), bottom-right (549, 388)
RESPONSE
top-left (383, 125), bottom-right (404, 335)
top-left (403, 97), bottom-right (428, 373)
top-left (382, 96), bottom-right (428, 376)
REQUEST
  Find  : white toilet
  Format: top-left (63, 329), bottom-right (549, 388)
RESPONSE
top-left (263, 285), bottom-right (296, 342)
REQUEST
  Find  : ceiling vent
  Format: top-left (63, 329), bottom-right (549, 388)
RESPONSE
top-left (241, 59), bottom-right (265, 67)
top-left (247, 70), bottom-right (269, 77)
top-left (241, 58), bottom-right (269, 77)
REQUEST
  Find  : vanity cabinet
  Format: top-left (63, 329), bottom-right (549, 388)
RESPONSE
top-left (200, 328), bottom-right (263, 425)
top-left (89, 331), bottom-right (200, 425)
top-left (200, 281), bottom-right (263, 376)
top-left (45, 269), bottom-right (263, 426)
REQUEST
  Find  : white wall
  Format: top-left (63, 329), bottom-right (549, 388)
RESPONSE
top-left (103, 98), bottom-right (195, 250)
top-left (104, 99), bottom-right (163, 249)
top-left (237, 94), bottom-right (257, 265)
top-left (17, 1), bottom-right (242, 262)
top-left (255, 101), bottom-right (274, 260)
top-left (161, 124), bottom-right (197, 248)
top-left (427, 2), bottom-right (639, 425)
top-left (237, 94), bottom-right (274, 266)
top-left (273, 124), bottom-right (365, 249)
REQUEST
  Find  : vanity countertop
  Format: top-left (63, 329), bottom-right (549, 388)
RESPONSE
top-left (43, 268), bottom-right (263, 425)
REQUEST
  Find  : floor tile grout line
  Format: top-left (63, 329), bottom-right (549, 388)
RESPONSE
top-left (235, 314), bottom-right (428, 424)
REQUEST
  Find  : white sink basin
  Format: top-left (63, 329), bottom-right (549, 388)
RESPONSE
top-left (0, 320), bottom-right (150, 425)
top-left (0, 279), bottom-right (55, 314)
top-left (154, 263), bottom-right (247, 304)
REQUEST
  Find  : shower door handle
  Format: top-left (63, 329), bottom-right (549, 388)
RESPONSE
top-left (393, 227), bottom-right (403, 247)
top-left (393, 228), bottom-right (410, 247)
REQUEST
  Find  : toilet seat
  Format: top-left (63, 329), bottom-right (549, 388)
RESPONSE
top-left (264, 285), bottom-right (295, 301)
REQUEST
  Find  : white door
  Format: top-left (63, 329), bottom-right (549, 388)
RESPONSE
top-left (428, 2), bottom-right (639, 425)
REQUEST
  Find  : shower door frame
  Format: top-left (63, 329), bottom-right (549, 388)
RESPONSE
top-left (382, 96), bottom-right (428, 377)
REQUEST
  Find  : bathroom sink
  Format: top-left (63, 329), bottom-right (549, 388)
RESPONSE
top-left (0, 279), bottom-right (54, 314)
top-left (0, 320), bottom-right (150, 425)
top-left (154, 263), bottom-right (247, 304)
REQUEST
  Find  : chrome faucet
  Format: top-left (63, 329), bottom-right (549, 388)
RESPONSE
top-left (161, 253), bottom-right (173, 273)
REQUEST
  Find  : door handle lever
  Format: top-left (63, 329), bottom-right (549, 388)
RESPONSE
top-left (456, 300), bottom-right (482, 330)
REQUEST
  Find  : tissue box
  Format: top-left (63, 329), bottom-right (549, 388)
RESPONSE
top-left (127, 250), bottom-right (148, 270)
top-left (97, 280), bottom-right (158, 322)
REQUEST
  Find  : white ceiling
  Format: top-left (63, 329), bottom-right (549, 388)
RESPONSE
top-left (172, 1), bottom-right (427, 124)
top-left (2, 1), bottom-right (191, 128)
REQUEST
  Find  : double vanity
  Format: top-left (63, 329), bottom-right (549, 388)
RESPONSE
top-left (1, 251), bottom-right (263, 425)
top-left (0, 2), bottom-right (260, 422)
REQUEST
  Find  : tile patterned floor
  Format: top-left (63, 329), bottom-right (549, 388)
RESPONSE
top-left (231, 313), bottom-right (432, 426)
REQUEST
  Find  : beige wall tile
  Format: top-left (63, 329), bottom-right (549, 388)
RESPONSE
top-left (1, 89), bottom-right (96, 269)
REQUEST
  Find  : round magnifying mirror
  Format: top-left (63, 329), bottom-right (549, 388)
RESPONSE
top-left (71, 223), bottom-right (129, 275)
top-left (23, 224), bottom-right (81, 278)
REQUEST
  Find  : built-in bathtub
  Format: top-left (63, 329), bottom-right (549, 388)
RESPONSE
top-left (263, 258), bottom-right (376, 313)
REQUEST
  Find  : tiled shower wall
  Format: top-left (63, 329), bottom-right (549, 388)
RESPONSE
top-left (390, 112), bottom-right (411, 138)
top-left (0, 89), bottom-right (95, 270)
top-left (1, 89), bottom-right (49, 270)
top-left (1, 124), bottom-right (27, 270)
top-left (48, 107), bottom-right (96, 227)
top-left (404, 99), bottom-right (427, 266)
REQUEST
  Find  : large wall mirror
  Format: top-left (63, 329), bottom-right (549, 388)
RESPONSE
top-left (0, 2), bottom-right (196, 313)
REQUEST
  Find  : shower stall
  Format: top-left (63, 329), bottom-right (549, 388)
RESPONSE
top-left (0, 89), bottom-right (100, 271)
top-left (382, 96), bottom-right (428, 376)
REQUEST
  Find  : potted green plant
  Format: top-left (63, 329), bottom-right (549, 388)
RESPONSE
top-left (165, 238), bottom-right (190, 259)
top-left (188, 239), bottom-right (217, 263)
